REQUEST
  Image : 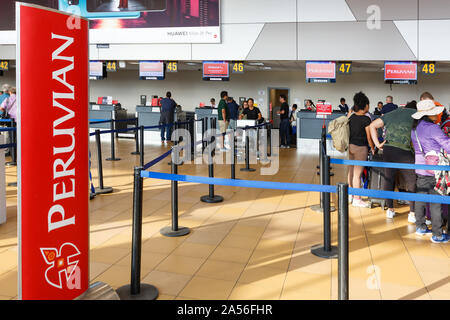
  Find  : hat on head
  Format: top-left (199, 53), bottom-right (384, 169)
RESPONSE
top-left (411, 99), bottom-right (444, 119)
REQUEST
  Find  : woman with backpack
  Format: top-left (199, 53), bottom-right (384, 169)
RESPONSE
top-left (347, 92), bottom-right (375, 208)
top-left (411, 99), bottom-right (450, 243)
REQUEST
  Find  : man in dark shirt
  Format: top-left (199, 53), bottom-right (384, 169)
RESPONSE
top-left (338, 97), bottom-right (349, 113)
top-left (227, 97), bottom-right (239, 130)
top-left (217, 91), bottom-right (230, 149)
top-left (239, 98), bottom-right (261, 121)
top-left (160, 91), bottom-right (177, 143)
top-left (277, 94), bottom-right (291, 148)
top-left (381, 95), bottom-right (398, 115)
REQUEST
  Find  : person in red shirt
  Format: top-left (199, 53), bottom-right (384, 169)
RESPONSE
top-left (118, 0), bottom-right (128, 9)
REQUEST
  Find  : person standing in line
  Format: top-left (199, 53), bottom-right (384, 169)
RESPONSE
top-left (217, 91), bottom-right (230, 150)
top-left (411, 99), bottom-right (450, 243)
top-left (338, 97), bottom-right (349, 113)
top-left (374, 101), bottom-right (383, 116)
top-left (227, 96), bottom-right (239, 130)
top-left (159, 91), bottom-right (177, 144)
top-left (277, 94), bottom-right (291, 149)
top-left (118, 0), bottom-right (128, 9)
top-left (0, 84), bottom-right (10, 106)
top-left (381, 95), bottom-right (398, 115)
top-left (347, 91), bottom-right (375, 208)
top-left (0, 87), bottom-right (16, 121)
top-left (290, 104), bottom-right (298, 147)
top-left (369, 101), bottom-right (417, 220)
top-left (240, 98), bottom-right (262, 121)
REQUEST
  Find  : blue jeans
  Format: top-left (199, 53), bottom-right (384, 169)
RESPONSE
top-left (160, 124), bottom-right (172, 141)
top-left (280, 118), bottom-right (291, 146)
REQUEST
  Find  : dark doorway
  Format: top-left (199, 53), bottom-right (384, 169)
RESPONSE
top-left (268, 88), bottom-right (289, 129)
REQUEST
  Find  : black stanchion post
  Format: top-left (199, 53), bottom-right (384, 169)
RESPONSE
top-left (106, 120), bottom-right (121, 161)
top-left (131, 118), bottom-right (140, 155)
top-left (160, 158), bottom-right (190, 237)
top-left (94, 129), bottom-right (113, 195)
top-left (116, 167), bottom-right (159, 300)
top-left (338, 183), bottom-right (349, 300)
top-left (190, 118), bottom-right (195, 158)
top-left (311, 155), bottom-right (338, 259)
top-left (201, 117), bottom-right (206, 153)
top-left (139, 125), bottom-right (144, 167)
top-left (268, 123), bottom-right (272, 157)
top-left (200, 128), bottom-right (224, 203)
top-left (240, 129), bottom-right (256, 172)
top-left (6, 121), bottom-right (17, 166)
top-left (231, 131), bottom-right (236, 179)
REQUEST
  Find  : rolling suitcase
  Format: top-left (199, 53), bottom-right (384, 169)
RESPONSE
top-left (367, 152), bottom-right (387, 209)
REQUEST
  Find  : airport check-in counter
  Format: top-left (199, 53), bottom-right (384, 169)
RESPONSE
top-left (136, 105), bottom-right (186, 131)
top-left (296, 110), bottom-right (346, 156)
top-left (89, 103), bottom-right (128, 129)
top-left (194, 108), bottom-right (219, 147)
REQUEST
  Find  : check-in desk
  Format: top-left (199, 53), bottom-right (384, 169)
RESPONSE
top-left (136, 105), bottom-right (186, 143)
top-left (136, 105), bottom-right (186, 131)
top-left (89, 103), bottom-right (128, 129)
top-left (296, 110), bottom-right (346, 156)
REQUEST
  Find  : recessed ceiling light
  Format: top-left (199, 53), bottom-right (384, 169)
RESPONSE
top-left (186, 62), bottom-right (199, 66)
top-left (262, 66), bottom-right (272, 70)
top-left (248, 62), bottom-right (264, 66)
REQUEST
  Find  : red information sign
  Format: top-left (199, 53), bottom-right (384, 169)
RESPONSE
top-left (203, 61), bottom-right (229, 78)
top-left (384, 62), bottom-right (417, 80)
top-left (17, 3), bottom-right (89, 300)
top-left (316, 103), bottom-right (332, 116)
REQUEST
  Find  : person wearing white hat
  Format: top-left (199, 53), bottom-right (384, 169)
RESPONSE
top-left (411, 99), bottom-right (450, 243)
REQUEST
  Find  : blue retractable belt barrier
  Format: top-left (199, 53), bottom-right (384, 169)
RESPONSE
top-left (89, 119), bottom-right (113, 124)
top-left (330, 158), bottom-right (450, 172)
top-left (0, 119), bottom-right (13, 123)
top-left (142, 172), bottom-right (450, 205)
top-left (0, 127), bottom-right (16, 132)
top-left (0, 143), bottom-right (16, 149)
top-left (143, 149), bottom-right (173, 171)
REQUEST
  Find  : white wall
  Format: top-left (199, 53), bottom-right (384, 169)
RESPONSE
top-left (86, 69), bottom-right (450, 116)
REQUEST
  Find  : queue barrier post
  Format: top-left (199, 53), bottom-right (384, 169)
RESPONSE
top-left (160, 153), bottom-right (190, 237)
top-left (338, 183), bottom-right (349, 300)
top-left (94, 130), bottom-right (113, 195)
top-left (231, 130), bottom-right (236, 180)
top-left (131, 118), bottom-right (140, 155)
top-left (200, 125), bottom-right (224, 203)
top-left (106, 119), bottom-right (121, 161)
top-left (6, 121), bottom-right (17, 166)
top-left (189, 118), bottom-right (195, 158)
top-left (201, 117), bottom-right (206, 153)
top-left (240, 128), bottom-right (256, 172)
top-left (311, 155), bottom-right (338, 259)
top-left (116, 167), bottom-right (159, 300)
top-left (139, 125), bottom-right (144, 167)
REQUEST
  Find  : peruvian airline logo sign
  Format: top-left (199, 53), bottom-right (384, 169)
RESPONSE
top-left (384, 61), bottom-right (417, 80)
top-left (17, 3), bottom-right (89, 299)
top-left (306, 61), bottom-right (336, 79)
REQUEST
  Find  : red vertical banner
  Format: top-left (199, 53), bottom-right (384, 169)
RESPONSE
top-left (17, 3), bottom-right (89, 299)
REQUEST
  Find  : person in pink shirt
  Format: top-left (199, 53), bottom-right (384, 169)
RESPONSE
top-left (0, 87), bottom-right (16, 121)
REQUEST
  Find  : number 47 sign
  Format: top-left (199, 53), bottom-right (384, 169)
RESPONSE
top-left (337, 61), bottom-right (352, 75)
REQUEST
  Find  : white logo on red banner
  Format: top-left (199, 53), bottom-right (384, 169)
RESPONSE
top-left (384, 62), bottom-right (417, 80)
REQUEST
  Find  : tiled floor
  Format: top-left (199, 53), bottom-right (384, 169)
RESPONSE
top-left (0, 138), bottom-right (449, 300)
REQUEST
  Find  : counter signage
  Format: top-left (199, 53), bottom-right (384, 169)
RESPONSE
top-left (420, 62), bottom-right (436, 75)
top-left (202, 61), bottom-right (230, 81)
top-left (0, 60), bottom-right (9, 71)
top-left (166, 61), bottom-right (178, 73)
top-left (316, 102), bottom-right (332, 116)
top-left (231, 61), bottom-right (244, 74)
top-left (105, 61), bottom-right (117, 72)
top-left (17, 3), bottom-right (89, 300)
top-left (337, 61), bottom-right (352, 75)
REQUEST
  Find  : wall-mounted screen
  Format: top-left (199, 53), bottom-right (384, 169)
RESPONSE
top-left (89, 61), bottom-right (104, 80)
top-left (0, 1), bottom-right (221, 45)
top-left (384, 61), bottom-right (417, 84)
top-left (203, 61), bottom-right (229, 81)
top-left (306, 61), bottom-right (336, 83)
top-left (139, 61), bottom-right (165, 80)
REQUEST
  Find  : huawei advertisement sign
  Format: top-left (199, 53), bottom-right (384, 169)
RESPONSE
top-left (17, 3), bottom-right (89, 299)
top-left (384, 61), bottom-right (417, 84)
